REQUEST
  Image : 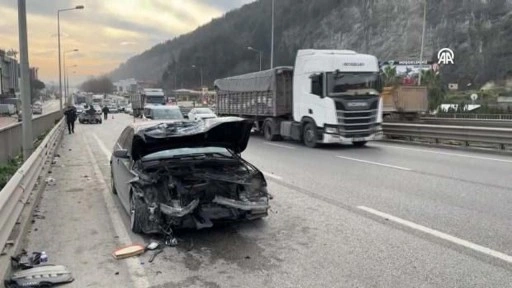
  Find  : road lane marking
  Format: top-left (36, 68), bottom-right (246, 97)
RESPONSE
top-left (336, 156), bottom-right (411, 171)
top-left (84, 134), bottom-right (150, 287)
top-left (264, 142), bottom-right (296, 150)
top-left (93, 133), bottom-right (112, 159)
top-left (262, 171), bottom-right (283, 180)
top-left (358, 206), bottom-right (512, 264)
top-left (375, 144), bottom-right (512, 164)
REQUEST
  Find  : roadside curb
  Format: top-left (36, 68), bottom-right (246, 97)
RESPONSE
top-left (0, 119), bottom-right (64, 284)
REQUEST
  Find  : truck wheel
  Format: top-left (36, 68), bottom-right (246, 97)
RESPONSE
top-left (353, 141), bottom-right (367, 147)
top-left (303, 122), bottom-right (318, 148)
top-left (263, 120), bottom-right (281, 141)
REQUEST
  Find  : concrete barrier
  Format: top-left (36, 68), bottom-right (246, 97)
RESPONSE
top-left (0, 111), bottom-right (62, 164)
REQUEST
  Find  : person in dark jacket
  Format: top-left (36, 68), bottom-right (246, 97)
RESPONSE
top-left (102, 105), bottom-right (109, 120)
top-left (64, 105), bottom-right (77, 134)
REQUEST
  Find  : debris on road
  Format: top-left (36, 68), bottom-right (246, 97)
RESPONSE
top-left (6, 265), bottom-right (74, 287)
top-left (146, 241), bottom-right (160, 251)
top-left (45, 177), bottom-right (56, 186)
top-left (112, 244), bottom-right (145, 260)
top-left (148, 249), bottom-right (163, 263)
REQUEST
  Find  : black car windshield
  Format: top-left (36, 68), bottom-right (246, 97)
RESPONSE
top-left (152, 109), bottom-right (184, 120)
top-left (146, 96), bottom-right (164, 104)
top-left (326, 72), bottom-right (380, 96)
top-left (142, 146), bottom-right (231, 161)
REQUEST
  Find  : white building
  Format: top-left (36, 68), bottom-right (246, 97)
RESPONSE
top-left (113, 78), bottom-right (138, 94)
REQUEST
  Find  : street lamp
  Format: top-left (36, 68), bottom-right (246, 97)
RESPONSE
top-left (418, 0), bottom-right (427, 86)
top-left (57, 5), bottom-right (84, 112)
top-left (63, 49), bottom-right (78, 100)
top-left (191, 65), bottom-right (203, 88)
top-left (248, 46), bottom-right (263, 71)
top-left (65, 64), bottom-right (77, 101)
top-left (270, 0), bottom-right (275, 69)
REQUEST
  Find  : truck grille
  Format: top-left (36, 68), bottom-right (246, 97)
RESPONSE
top-left (334, 96), bottom-right (379, 137)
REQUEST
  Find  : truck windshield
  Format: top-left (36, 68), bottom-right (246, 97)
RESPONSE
top-left (146, 96), bottom-right (164, 104)
top-left (326, 72), bottom-right (381, 97)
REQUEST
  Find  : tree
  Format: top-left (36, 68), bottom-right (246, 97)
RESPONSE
top-left (420, 69), bottom-right (446, 111)
top-left (382, 66), bottom-right (398, 87)
top-left (30, 79), bottom-right (45, 102)
top-left (80, 76), bottom-right (114, 93)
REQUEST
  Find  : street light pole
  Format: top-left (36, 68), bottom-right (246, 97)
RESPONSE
top-left (270, 0), bottom-right (275, 69)
top-left (57, 5), bottom-right (84, 113)
top-left (63, 49), bottom-right (78, 102)
top-left (18, 0), bottom-right (33, 160)
top-left (418, 0), bottom-right (427, 86)
top-left (192, 65), bottom-right (203, 88)
top-left (248, 47), bottom-right (263, 71)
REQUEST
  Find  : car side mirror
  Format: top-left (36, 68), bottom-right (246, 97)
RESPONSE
top-left (113, 149), bottom-right (129, 158)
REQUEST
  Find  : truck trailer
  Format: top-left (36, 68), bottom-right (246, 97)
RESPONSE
top-left (214, 49), bottom-right (384, 147)
top-left (381, 86), bottom-right (428, 120)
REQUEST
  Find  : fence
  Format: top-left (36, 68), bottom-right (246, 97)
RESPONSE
top-left (0, 111), bottom-right (62, 164)
top-left (383, 123), bottom-right (512, 150)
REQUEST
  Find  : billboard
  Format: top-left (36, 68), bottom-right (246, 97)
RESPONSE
top-left (380, 60), bottom-right (434, 86)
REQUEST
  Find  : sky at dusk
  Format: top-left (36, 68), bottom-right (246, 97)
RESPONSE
top-left (0, 0), bottom-right (255, 86)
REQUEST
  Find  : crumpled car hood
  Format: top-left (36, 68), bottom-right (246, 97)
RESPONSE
top-left (132, 117), bottom-right (253, 160)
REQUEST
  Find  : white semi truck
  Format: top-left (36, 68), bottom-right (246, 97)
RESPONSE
top-left (130, 88), bottom-right (166, 117)
top-left (214, 49), bottom-right (384, 147)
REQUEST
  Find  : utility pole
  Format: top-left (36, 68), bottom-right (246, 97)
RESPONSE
top-left (270, 0), bottom-right (275, 69)
top-left (18, 0), bottom-right (33, 160)
top-left (418, 0), bottom-right (427, 86)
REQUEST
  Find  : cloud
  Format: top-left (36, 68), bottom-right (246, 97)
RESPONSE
top-left (0, 0), bottom-right (256, 84)
top-left (120, 41), bottom-right (137, 46)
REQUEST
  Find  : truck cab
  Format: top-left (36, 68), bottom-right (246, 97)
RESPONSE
top-left (292, 50), bottom-right (383, 146)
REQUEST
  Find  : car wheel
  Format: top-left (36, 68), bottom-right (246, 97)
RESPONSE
top-left (111, 169), bottom-right (117, 195)
top-left (303, 122), bottom-right (318, 148)
top-left (352, 141), bottom-right (367, 147)
top-left (130, 192), bottom-right (143, 233)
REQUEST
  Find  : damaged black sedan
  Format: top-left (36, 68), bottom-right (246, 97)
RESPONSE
top-left (110, 117), bottom-right (270, 238)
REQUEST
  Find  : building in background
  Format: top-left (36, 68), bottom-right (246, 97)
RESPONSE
top-left (29, 67), bottom-right (39, 81)
top-left (113, 78), bottom-right (138, 94)
top-left (0, 49), bottom-right (20, 96)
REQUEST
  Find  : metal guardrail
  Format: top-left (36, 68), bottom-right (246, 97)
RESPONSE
top-left (423, 113), bottom-right (512, 120)
top-left (417, 117), bottom-right (512, 128)
top-left (0, 111), bottom-right (62, 164)
top-left (383, 123), bottom-right (512, 150)
top-left (0, 118), bottom-right (64, 263)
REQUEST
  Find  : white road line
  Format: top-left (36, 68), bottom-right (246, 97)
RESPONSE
top-left (264, 142), bottom-right (296, 150)
top-left (262, 171), bottom-right (283, 180)
top-left (92, 133), bottom-right (112, 159)
top-left (375, 144), bottom-right (512, 164)
top-left (336, 156), bottom-right (411, 171)
top-left (358, 206), bottom-right (512, 264)
top-left (84, 134), bottom-right (150, 287)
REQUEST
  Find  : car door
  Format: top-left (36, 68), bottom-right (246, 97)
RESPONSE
top-left (112, 128), bottom-right (134, 212)
top-left (188, 109), bottom-right (195, 120)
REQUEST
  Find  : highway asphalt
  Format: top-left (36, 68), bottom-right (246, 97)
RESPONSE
top-left (0, 99), bottom-right (60, 128)
top-left (23, 113), bottom-right (512, 288)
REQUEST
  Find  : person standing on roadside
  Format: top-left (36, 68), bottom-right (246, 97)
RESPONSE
top-left (102, 105), bottom-right (109, 120)
top-left (64, 105), bottom-right (77, 134)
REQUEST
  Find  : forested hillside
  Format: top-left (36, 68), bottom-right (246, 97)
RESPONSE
top-left (109, 0), bottom-right (512, 90)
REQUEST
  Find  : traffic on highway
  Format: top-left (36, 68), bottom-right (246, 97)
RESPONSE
top-left (1, 1), bottom-right (512, 288)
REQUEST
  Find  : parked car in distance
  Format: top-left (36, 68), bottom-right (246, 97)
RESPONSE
top-left (93, 105), bottom-right (102, 114)
top-left (107, 104), bottom-right (119, 113)
top-left (32, 102), bottom-right (43, 115)
top-left (188, 107), bottom-right (217, 121)
top-left (125, 104), bottom-right (133, 115)
top-left (76, 105), bottom-right (84, 114)
top-left (143, 105), bottom-right (184, 120)
top-left (110, 117), bottom-right (270, 235)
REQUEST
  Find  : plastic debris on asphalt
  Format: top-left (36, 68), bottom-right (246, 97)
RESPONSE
top-left (45, 177), bottom-right (56, 186)
top-left (112, 244), bottom-right (145, 260)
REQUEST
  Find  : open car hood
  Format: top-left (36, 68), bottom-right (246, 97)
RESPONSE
top-left (132, 117), bottom-right (253, 160)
